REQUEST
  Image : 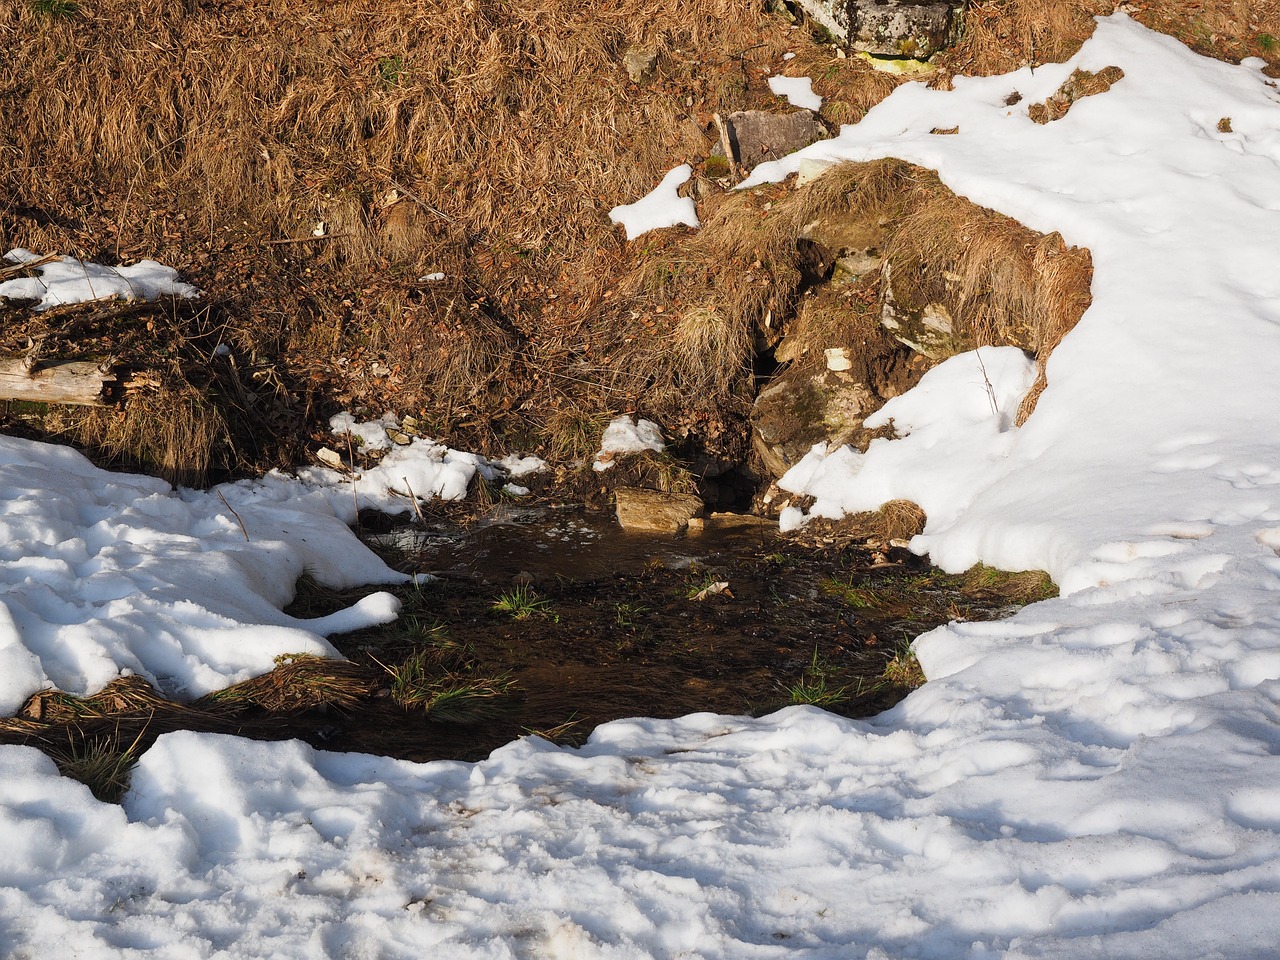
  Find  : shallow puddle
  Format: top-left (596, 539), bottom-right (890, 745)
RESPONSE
top-left (368, 505), bottom-right (780, 583)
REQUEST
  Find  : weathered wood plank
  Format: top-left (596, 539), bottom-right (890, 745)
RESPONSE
top-left (0, 358), bottom-right (113, 406)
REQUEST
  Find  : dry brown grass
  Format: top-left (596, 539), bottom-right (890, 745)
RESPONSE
top-left (1, 0), bottom-right (1272, 477)
top-left (883, 180), bottom-right (1093, 358)
top-left (1128, 0), bottom-right (1280, 68)
top-left (69, 384), bottom-right (231, 487)
top-left (611, 160), bottom-right (920, 402)
top-left (1028, 66), bottom-right (1125, 123)
top-left (942, 0), bottom-right (1118, 75)
top-left (198, 655), bottom-right (377, 712)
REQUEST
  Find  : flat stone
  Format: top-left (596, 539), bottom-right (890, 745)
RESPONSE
top-left (725, 110), bottom-right (826, 169)
top-left (615, 487), bottom-right (704, 535)
top-left (622, 46), bottom-right (659, 84)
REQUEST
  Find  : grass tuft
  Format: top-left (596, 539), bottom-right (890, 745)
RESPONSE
top-left (50, 729), bottom-right (144, 804)
top-left (383, 649), bottom-right (516, 720)
top-left (29, 0), bottom-right (78, 17)
top-left (492, 584), bottom-right (554, 620)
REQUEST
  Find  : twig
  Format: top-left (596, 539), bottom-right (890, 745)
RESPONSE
top-left (381, 176), bottom-right (455, 223)
top-left (215, 490), bottom-right (250, 541)
top-left (0, 252), bottom-right (59, 279)
top-left (975, 350), bottom-right (999, 417)
top-left (401, 476), bottom-right (429, 526)
top-left (262, 234), bottom-right (354, 246)
top-left (346, 435), bottom-right (360, 522)
top-left (712, 113), bottom-right (739, 181)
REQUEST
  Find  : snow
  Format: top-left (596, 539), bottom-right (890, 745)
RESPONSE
top-left (768, 74), bottom-right (823, 110)
top-left (593, 415), bottom-right (666, 471)
top-left (609, 164), bottom-right (700, 240)
top-left (0, 248), bottom-right (201, 310)
top-left (3, 13), bottom-right (1280, 957)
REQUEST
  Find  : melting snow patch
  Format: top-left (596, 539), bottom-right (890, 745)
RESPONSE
top-left (608, 164), bottom-right (700, 240)
top-left (593, 415), bottom-right (665, 471)
top-left (768, 74), bottom-right (823, 110)
top-left (0, 248), bottom-right (201, 310)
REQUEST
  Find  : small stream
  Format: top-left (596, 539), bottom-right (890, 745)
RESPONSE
top-left (3, 503), bottom-right (1051, 780)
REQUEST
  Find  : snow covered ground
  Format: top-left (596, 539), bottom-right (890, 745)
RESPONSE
top-left (2, 13), bottom-right (1280, 957)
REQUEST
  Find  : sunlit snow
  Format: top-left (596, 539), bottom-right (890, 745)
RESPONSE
top-left (609, 164), bottom-right (701, 240)
top-left (2, 14), bottom-right (1279, 957)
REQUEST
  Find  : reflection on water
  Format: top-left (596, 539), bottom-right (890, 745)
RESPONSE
top-left (370, 505), bottom-right (778, 582)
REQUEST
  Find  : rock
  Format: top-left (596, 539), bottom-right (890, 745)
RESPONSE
top-left (615, 487), bottom-right (704, 535)
top-left (316, 447), bottom-right (346, 470)
top-left (796, 158), bottom-right (836, 187)
top-left (800, 212), bottom-right (886, 283)
top-left (824, 347), bottom-right (853, 371)
top-left (622, 45), bottom-right (659, 84)
top-left (791, 1), bottom-right (962, 59)
top-left (724, 110), bottom-right (826, 170)
top-left (878, 262), bottom-right (963, 359)
top-left (852, 1), bottom-right (959, 59)
top-left (751, 368), bottom-right (877, 479)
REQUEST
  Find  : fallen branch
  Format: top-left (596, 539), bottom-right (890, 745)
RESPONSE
top-left (215, 490), bottom-right (250, 541)
top-left (0, 357), bottom-right (114, 406)
top-left (0, 253), bottom-right (60, 279)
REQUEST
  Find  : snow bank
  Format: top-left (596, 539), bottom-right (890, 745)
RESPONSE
top-left (0, 436), bottom-right (405, 712)
top-left (2, 15), bottom-right (1280, 958)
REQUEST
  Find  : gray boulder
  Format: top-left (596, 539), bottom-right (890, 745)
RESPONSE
top-left (752, 368), bottom-right (877, 479)
top-left (723, 110), bottom-right (826, 170)
top-left (792, 1), bottom-right (963, 59)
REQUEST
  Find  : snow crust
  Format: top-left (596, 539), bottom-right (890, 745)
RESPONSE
top-left (0, 248), bottom-right (201, 310)
top-left (609, 165), bottom-right (700, 240)
top-left (2, 15), bottom-right (1280, 957)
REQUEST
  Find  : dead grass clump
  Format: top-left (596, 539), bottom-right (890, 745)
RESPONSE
top-left (801, 499), bottom-right (926, 544)
top-left (758, 159), bottom-right (1089, 420)
top-left (669, 304), bottom-right (754, 395)
top-left (879, 176), bottom-right (1093, 417)
top-left (876, 499), bottom-right (929, 541)
top-left (941, 0), bottom-right (1116, 75)
top-left (614, 160), bottom-right (921, 408)
top-left (70, 383), bottom-right (230, 487)
top-left (48, 732), bottom-right (144, 804)
top-left (960, 564), bottom-right (1058, 604)
top-left (199, 655), bottom-right (376, 713)
top-left (1027, 66), bottom-right (1125, 123)
top-left (18, 675), bottom-right (172, 724)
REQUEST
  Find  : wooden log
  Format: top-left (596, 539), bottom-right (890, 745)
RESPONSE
top-left (0, 357), bottom-right (113, 406)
